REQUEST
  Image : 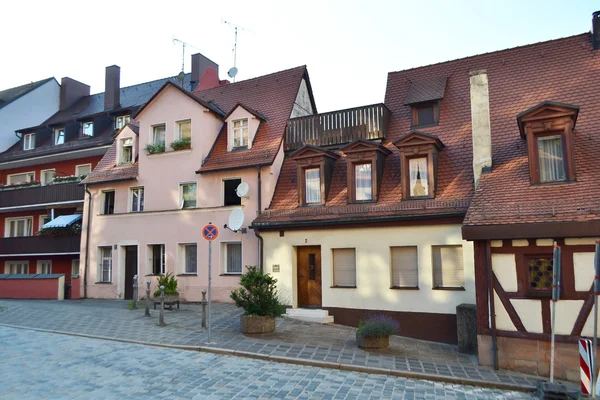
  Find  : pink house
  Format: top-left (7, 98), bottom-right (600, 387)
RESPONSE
top-left (81, 56), bottom-right (316, 301)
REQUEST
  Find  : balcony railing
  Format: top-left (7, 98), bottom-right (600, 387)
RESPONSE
top-left (285, 103), bottom-right (391, 151)
top-left (0, 181), bottom-right (84, 209)
top-left (0, 235), bottom-right (81, 255)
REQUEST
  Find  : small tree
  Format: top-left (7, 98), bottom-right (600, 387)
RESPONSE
top-left (154, 272), bottom-right (178, 297)
top-left (230, 266), bottom-right (285, 317)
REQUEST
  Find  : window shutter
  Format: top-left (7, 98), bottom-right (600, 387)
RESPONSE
top-left (333, 248), bottom-right (356, 287)
top-left (432, 245), bottom-right (464, 288)
top-left (391, 246), bottom-right (418, 287)
top-left (227, 243), bottom-right (242, 273)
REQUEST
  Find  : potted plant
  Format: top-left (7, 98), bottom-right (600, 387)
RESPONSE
top-left (356, 315), bottom-right (400, 349)
top-left (230, 266), bottom-right (285, 334)
top-left (153, 272), bottom-right (179, 304)
top-left (144, 144), bottom-right (166, 154)
top-left (170, 137), bottom-right (191, 151)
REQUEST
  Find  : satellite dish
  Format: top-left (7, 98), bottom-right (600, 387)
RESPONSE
top-left (177, 71), bottom-right (185, 82)
top-left (236, 182), bottom-right (249, 198)
top-left (228, 208), bottom-right (244, 232)
top-left (228, 67), bottom-right (238, 78)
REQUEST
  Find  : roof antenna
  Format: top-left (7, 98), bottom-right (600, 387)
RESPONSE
top-left (173, 37), bottom-right (203, 88)
top-left (223, 20), bottom-right (253, 82)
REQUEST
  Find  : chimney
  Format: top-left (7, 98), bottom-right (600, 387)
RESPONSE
top-left (191, 53), bottom-right (220, 91)
top-left (59, 77), bottom-right (90, 110)
top-left (593, 11), bottom-right (600, 50)
top-left (104, 65), bottom-right (121, 110)
top-left (469, 70), bottom-right (492, 189)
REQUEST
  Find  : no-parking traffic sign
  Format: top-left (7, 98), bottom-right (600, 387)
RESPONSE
top-left (202, 224), bottom-right (219, 241)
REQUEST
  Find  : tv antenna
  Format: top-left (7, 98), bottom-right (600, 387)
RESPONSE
top-left (223, 20), bottom-right (253, 82)
top-left (172, 37), bottom-right (203, 86)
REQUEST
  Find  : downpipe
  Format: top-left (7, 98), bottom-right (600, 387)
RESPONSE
top-left (83, 184), bottom-right (92, 298)
top-left (256, 167), bottom-right (263, 272)
top-left (486, 240), bottom-right (499, 370)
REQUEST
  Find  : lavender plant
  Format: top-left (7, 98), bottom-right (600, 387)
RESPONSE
top-left (357, 315), bottom-right (400, 338)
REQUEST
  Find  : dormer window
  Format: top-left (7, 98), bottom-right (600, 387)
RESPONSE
top-left (405, 77), bottom-right (447, 128)
top-left (82, 121), bottom-right (94, 137)
top-left (54, 128), bottom-right (65, 145)
top-left (517, 101), bottom-right (578, 185)
top-left (23, 133), bottom-right (35, 150)
top-left (121, 138), bottom-right (133, 164)
top-left (305, 168), bottom-right (321, 204)
top-left (232, 118), bottom-right (248, 148)
top-left (115, 115), bottom-right (130, 130)
top-left (291, 146), bottom-right (339, 207)
top-left (412, 102), bottom-right (439, 127)
top-left (341, 139), bottom-right (391, 203)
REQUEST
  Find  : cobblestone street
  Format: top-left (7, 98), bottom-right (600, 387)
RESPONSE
top-left (0, 326), bottom-right (535, 399)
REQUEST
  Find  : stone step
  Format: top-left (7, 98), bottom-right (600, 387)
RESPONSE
top-left (285, 308), bottom-right (334, 324)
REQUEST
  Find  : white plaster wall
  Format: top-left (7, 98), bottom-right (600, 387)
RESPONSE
top-left (554, 300), bottom-right (584, 335)
top-left (574, 252), bottom-right (595, 291)
top-left (491, 253), bottom-right (517, 292)
top-left (493, 292), bottom-right (515, 331)
top-left (0, 80), bottom-right (60, 152)
top-left (511, 299), bottom-right (542, 333)
top-left (290, 79), bottom-right (314, 118)
top-left (262, 224), bottom-right (474, 314)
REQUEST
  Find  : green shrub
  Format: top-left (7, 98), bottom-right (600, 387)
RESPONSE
top-left (230, 266), bottom-right (285, 317)
top-left (357, 315), bottom-right (400, 338)
top-left (145, 144), bottom-right (165, 154)
top-left (154, 272), bottom-right (178, 297)
top-left (170, 137), bottom-right (191, 151)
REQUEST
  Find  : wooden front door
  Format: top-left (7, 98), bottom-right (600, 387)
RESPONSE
top-left (297, 246), bottom-right (322, 307)
top-left (124, 246), bottom-right (137, 300)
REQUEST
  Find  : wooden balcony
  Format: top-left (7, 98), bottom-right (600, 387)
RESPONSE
top-left (0, 235), bottom-right (81, 255)
top-left (0, 181), bottom-right (84, 209)
top-left (285, 103), bottom-right (390, 151)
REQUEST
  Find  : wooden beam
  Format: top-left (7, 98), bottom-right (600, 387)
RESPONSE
top-left (493, 271), bottom-right (527, 332)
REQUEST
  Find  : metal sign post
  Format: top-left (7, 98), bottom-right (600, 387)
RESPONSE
top-left (592, 241), bottom-right (600, 398)
top-left (202, 223), bottom-right (219, 344)
top-left (550, 242), bottom-right (561, 383)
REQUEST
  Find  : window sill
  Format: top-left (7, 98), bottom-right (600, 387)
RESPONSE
top-left (348, 200), bottom-right (375, 205)
top-left (330, 285), bottom-right (357, 289)
top-left (147, 149), bottom-right (192, 158)
top-left (410, 122), bottom-right (439, 129)
top-left (144, 274), bottom-right (164, 277)
top-left (299, 203), bottom-right (325, 208)
top-left (390, 286), bottom-right (419, 290)
top-left (404, 195), bottom-right (435, 201)
top-left (433, 286), bottom-right (465, 291)
top-left (95, 281), bottom-right (112, 284)
top-left (219, 273), bottom-right (242, 276)
top-left (176, 273), bottom-right (197, 277)
top-left (530, 180), bottom-right (574, 187)
top-left (230, 146), bottom-right (249, 152)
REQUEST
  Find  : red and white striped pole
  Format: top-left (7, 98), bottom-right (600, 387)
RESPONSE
top-left (591, 240), bottom-right (600, 398)
top-left (581, 338), bottom-right (594, 394)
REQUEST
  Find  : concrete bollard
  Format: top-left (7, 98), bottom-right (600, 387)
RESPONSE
top-left (159, 285), bottom-right (165, 326)
top-left (144, 280), bottom-right (151, 317)
top-left (132, 275), bottom-right (138, 309)
top-left (201, 289), bottom-right (207, 328)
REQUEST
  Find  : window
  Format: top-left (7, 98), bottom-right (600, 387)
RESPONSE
top-left (120, 138), bottom-right (133, 164)
top-left (82, 121), bottom-right (93, 136)
top-left (148, 244), bottom-right (165, 275)
top-left (526, 255), bottom-right (554, 297)
top-left (37, 261), bottom-right (52, 274)
top-left (41, 169), bottom-right (56, 186)
top-left (391, 246), bottom-right (418, 288)
top-left (72, 259), bottom-right (80, 276)
top-left (7, 172), bottom-right (34, 185)
top-left (6, 217), bottom-right (33, 237)
top-left (76, 164), bottom-right (92, 177)
top-left (537, 135), bottom-right (565, 182)
top-left (223, 178), bottom-right (242, 206)
top-left (152, 124), bottom-right (166, 147)
top-left (332, 248), bottom-right (356, 287)
top-left (115, 115), bottom-right (130, 130)
top-left (354, 163), bottom-right (372, 201)
top-left (23, 133), bottom-right (35, 150)
top-left (39, 215), bottom-right (51, 229)
top-left (54, 128), bottom-right (65, 145)
top-left (99, 246), bottom-right (112, 283)
top-left (177, 120), bottom-right (191, 140)
top-left (224, 243), bottom-right (242, 274)
top-left (305, 168), bottom-right (321, 204)
top-left (409, 157), bottom-right (429, 197)
top-left (130, 187), bottom-right (144, 212)
top-left (181, 183), bottom-right (196, 209)
top-left (103, 190), bottom-right (115, 215)
top-left (432, 245), bottom-right (464, 289)
top-left (182, 244), bottom-right (197, 274)
top-left (232, 119), bottom-right (248, 148)
top-left (411, 103), bottom-right (438, 126)
top-left (5, 262), bottom-right (28, 274)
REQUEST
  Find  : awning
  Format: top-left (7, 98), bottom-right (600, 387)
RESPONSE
top-left (42, 214), bottom-right (82, 228)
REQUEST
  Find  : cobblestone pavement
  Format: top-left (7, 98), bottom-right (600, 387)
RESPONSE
top-left (0, 326), bottom-right (536, 400)
top-left (0, 300), bottom-right (545, 390)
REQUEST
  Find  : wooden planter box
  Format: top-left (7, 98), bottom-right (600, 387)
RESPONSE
top-left (356, 332), bottom-right (389, 349)
top-left (240, 315), bottom-right (275, 334)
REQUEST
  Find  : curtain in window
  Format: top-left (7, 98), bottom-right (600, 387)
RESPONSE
top-left (227, 243), bottom-right (242, 273)
top-left (179, 121), bottom-right (191, 140)
top-left (182, 184), bottom-right (196, 208)
top-left (355, 164), bottom-right (372, 201)
top-left (10, 219), bottom-right (31, 237)
top-left (185, 245), bottom-right (197, 273)
top-left (305, 168), bottom-right (321, 204)
top-left (538, 136), bottom-right (565, 182)
top-left (409, 157), bottom-right (428, 197)
top-left (153, 126), bottom-right (166, 146)
top-left (101, 247), bottom-right (112, 282)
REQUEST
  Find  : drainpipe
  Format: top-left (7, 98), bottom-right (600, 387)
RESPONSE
top-left (255, 167), bottom-right (263, 272)
top-left (83, 184), bottom-right (92, 298)
top-left (486, 240), bottom-right (499, 370)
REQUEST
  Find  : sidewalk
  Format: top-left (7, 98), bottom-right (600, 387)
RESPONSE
top-left (0, 299), bottom-right (564, 392)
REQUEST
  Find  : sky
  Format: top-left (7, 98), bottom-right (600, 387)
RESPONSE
top-left (0, 1), bottom-right (597, 112)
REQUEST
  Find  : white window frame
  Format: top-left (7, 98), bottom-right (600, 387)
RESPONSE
top-left (39, 214), bottom-right (51, 229)
top-left (54, 128), bottom-right (65, 145)
top-left (37, 260), bottom-right (52, 274)
top-left (4, 261), bottom-right (29, 274)
top-left (72, 259), bottom-right (80, 277)
top-left (130, 187), bottom-right (144, 212)
top-left (151, 123), bottom-right (166, 147)
top-left (147, 244), bottom-right (166, 275)
top-left (82, 121), bottom-right (94, 137)
top-left (180, 182), bottom-right (197, 209)
top-left (179, 243), bottom-right (198, 275)
top-left (115, 115), bottom-right (131, 130)
top-left (98, 246), bottom-right (113, 283)
top-left (221, 242), bottom-right (243, 274)
top-left (5, 217), bottom-right (33, 237)
top-left (120, 138), bottom-right (134, 165)
top-left (102, 189), bottom-right (116, 215)
top-left (7, 171), bottom-right (35, 185)
top-left (232, 118), bottom-right (248, 148)
top-left (23, 133), bottom-right (35, 150)
top-left (177, 119), bottom-right (191, 140)
top-left (41, 169), bottom-right (56, 186)
top-left (76, 164), bottom-right (92, 177)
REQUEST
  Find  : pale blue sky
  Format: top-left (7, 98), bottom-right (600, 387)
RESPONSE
top-left (1, 1), bottom-right (597, 112)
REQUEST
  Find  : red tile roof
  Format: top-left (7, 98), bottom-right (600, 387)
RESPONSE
top-left (82, 141), bottom-right (138, 185)
top-left (195, 66), bottom-right (310, 173)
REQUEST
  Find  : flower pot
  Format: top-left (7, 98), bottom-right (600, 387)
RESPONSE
top-left (174, 145), bottom-right (191, 151)
top-left (356, 332), bottom-right (389, 349)
top-left (240, 315), bottom-right (275, 334)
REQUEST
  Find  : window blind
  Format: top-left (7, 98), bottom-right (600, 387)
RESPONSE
top-left (227, 243), bottom-right (242, 273)
top-left (432, 245), bottom-right (464, 288)
top-left (333, 248), bottom-right (356, 287)
top-left (391, 246), bottom-right (418, 287)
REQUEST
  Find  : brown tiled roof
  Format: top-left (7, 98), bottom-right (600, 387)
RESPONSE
top-left (195, 66), bottom-right (310, 173)
top-left (404, 76), bottom-right (447, 105)
top-left (81, 142), bottom-right (137, 185)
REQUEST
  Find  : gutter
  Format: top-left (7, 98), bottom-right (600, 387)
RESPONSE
top-left (486, 240), bottom-right (499, 370)
top-left (255, 167), bottom-right (264, 272)
top-left (83, 184), bottom-right (92, 298)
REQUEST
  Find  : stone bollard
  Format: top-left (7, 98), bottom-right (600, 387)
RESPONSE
top-left (144, 280), bottom-right (151, 317)
top-left (201, 289), bottom-right (207, 328)
top-left (158, 285), bottom-right (166, 326)
top-left (132, 275), bottom-right (138, 309)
